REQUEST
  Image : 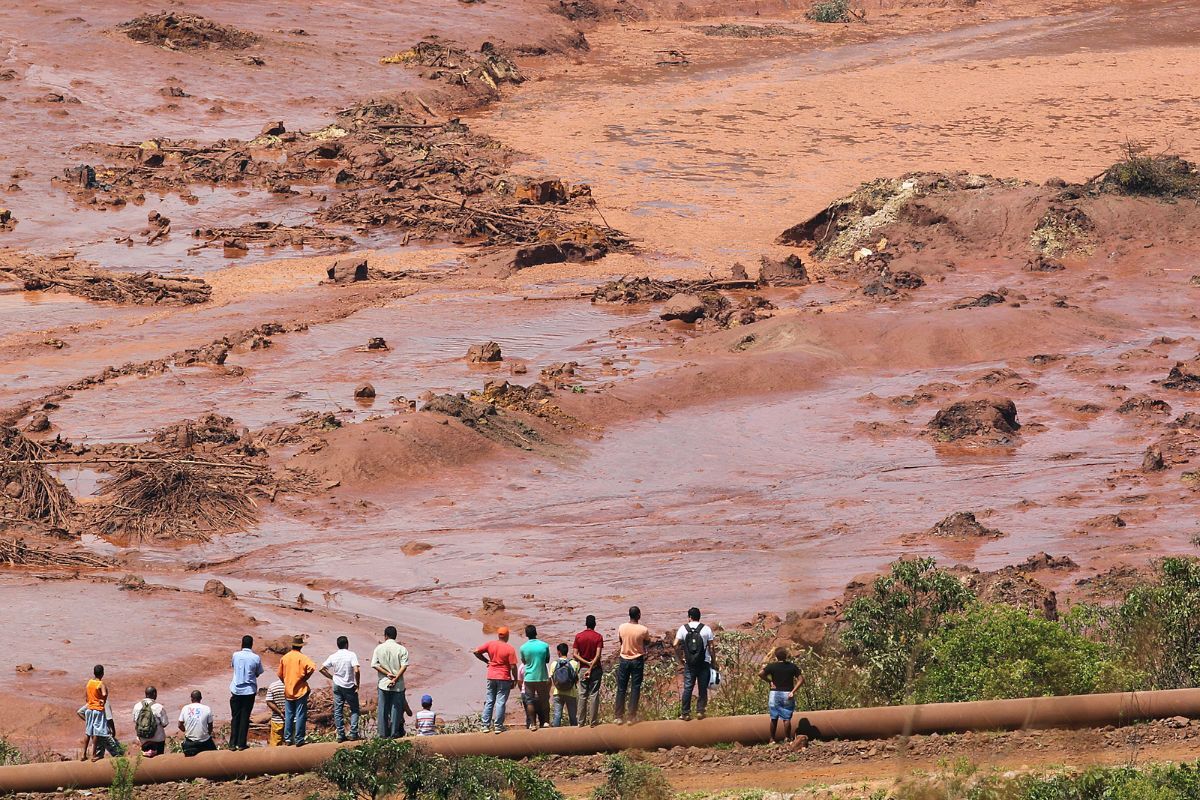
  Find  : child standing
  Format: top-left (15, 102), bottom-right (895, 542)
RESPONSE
top-left (415, 694), bottom-right (441, 736)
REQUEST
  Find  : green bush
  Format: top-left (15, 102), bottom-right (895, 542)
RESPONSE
top-left (592, 754), bottom-right (672, 800)
top-left (110, 756), bottom-right (138, 800)
top-left (887, 761), bottom-right (1200, 800)
top-left (319, 739), bottom-right (562, 800)
top-left (792, 647), bottom-right (873, 711)
top-left (807, 0), bottom-right (851, 22)
top-left (912, 604), bottom-right (1130, 703)
top-left (0, 736), bottom-right (22, 766)
top-left (1109, 557), bottom-right (1200, 689)
top-left (841, 558), bottom-right (975, 703)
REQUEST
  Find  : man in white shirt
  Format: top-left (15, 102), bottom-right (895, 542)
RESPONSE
top-left (177, 690), bottom-right (216, 756)
top-left (674, 607), bottom-right (716, 721)
top-left (132, 686), bottom-right (168, 757)
top-left (320, 635), bottom-right (361, 742)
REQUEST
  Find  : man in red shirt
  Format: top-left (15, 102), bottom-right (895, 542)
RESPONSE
top-left (473, 627), bottom-right (517, 734)
top-left (572, 615), bottom-right (604, 727)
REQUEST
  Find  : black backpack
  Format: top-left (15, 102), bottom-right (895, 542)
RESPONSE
top-left (682, 623), bottom-right (708, 668)
top-left (552, 658), bottom-right (578, 691)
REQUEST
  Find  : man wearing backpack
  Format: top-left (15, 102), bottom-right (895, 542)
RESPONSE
top-left (674, 607), bottom-right (716, 721)
top-left (132, 686), bottom-right (168, 757)
top-left (550, 643), bottom-right (580, 727)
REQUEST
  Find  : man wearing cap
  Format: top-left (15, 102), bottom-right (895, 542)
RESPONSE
top-left (473, 627), bottom-right (517, 734)
top-left (277, 635), bottom-right (316, 746)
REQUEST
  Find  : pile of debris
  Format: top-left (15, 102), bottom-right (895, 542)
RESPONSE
top-left (422, 392), bottom-right (541, 450)
top-left (591, 275), bottom-right (758, 303)
top-left (380, 40), bottom-right (523, 99)
top-left (1160, 356), bottom-right (1200, 391)
top-left (691, 23), bottom-right (802, 37)
top-left (117, 12), bottom-right (260, 50)
top-left (0, 252), bottom-right (211, 305)
top-left (0, 536), bottom-right (112, 569)
top-left (190, 222), bottom-right (354, 254)
top-left (0, 427), bottom-right (75, 529)
top-left (925, 511), bottom-right (1005, 539)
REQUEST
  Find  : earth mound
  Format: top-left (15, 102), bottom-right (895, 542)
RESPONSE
top-left (928, 396), bottom-right (1020, 444)
top-left (118, 12), bottom-right (260, 50)
top-left (926, 511), bottom-right (1005, 539)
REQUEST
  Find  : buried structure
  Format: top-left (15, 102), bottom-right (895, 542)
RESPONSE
top-left (2, 689), bottom-right (1200, 792)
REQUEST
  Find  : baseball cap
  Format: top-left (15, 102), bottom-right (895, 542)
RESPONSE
top-left (421, 694), bottom-right (433, 704)
top-left (497, 626), bottom-right (509, 636)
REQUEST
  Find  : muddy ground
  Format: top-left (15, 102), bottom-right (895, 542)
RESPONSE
top-left (2, 0), bottom-right (1200, 768)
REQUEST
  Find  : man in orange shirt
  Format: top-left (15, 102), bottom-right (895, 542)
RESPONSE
top-left (614, 606), bottom-right (650, 725)
top-left (80, 665), bottom-right (108, 761)
top-left (277, 635), bottom-right (316, 746)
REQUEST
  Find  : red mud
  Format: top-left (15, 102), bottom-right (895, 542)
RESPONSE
top-left (3, 0), bottom-right (1200, 758)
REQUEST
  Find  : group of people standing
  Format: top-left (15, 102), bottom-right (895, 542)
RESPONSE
top-left (78, 605), bottom-right (807, 760)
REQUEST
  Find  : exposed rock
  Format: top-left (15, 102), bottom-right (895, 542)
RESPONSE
top-left (202, 579), bottom-right (236, 599)
top-left (514, 179), bottom-right (569, 205)
top-left (1013, 552), bottom-right (1078, 572)
top-left (951, 290), bottom-right (1007, 309)
top-left (326, 257), bottom-right (368, 283)
top-left (481, 596), bottom-right (506, 613)
top-left (401, 541), bottom-right (433, 556)
top-left (926, 511), bottom-right (1004, 539)
top-left (366, 337), bottom-right (389, 351)
top-left (1162, 358), bottom-right (1200, 391)
top-left (24, 412), bottom-right (50, 433)
top-left (928, 396), bottom-right (1020, 443)
top-left (1116, 395), bottom-right (1172, 415)
top-left (260, 121), bottom-right (285, 137)
top-left (354, 384), bottom-right (376, 399)
top-left (1142, 445), bottom-right (1166, 472)
top-left (466, 341), bottom-right (503, 363)
top-left (14, 663), bottom-right (33, 674)
top-left (661, 293), bottom-right (706, 323)
top-left (759, 254), bottom-right (809, 286)
top-left (1025, 255), bottom-right (1065, 272)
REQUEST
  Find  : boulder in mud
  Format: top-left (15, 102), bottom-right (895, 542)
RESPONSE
top-left (354, 384), bottom-right (376, 399)
top-left (24, 412), bottom-right (50, 433)
top-left (260, 121), bottom-right (286, 137)
top-left (928, 396), bottom-right (1020, 444)
top-left (1161, 358), bottom-right (1200, 391)
top-left (515, 179), bottom-right (569, 205)
top-left (481, 596), bottom-right (506, 613)
top-left (366, 337), bottom-right (389, 351)
top-left (466, 341), bottom-right (503, 363)
top-left (661, 293), bottom-right (706, 323)
top-left (1116, 395), bottom-right (1171, 415)
top-left (202, 579), bottom-right (236, 599)
top-left (326, 257), bottom-right (368, 283)
top-left (759, 253), bottom-right (809, 286)
top-left (1142, 445), bottom-right (1166, 472)
top-left (927, 511), bottom-right (1004, 539)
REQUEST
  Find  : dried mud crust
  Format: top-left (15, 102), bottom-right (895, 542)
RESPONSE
top-left (0, 251), bottom-right (211, 305)
top-left (117, 12), bottom-right (261, 51)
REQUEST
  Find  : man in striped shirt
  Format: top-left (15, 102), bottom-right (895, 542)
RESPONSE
top-left (265, 679), bottom-right (286, 747)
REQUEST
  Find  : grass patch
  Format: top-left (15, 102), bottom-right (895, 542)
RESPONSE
top-left (592, 755), bottom-right (672, 800)
top-left (1098, 141), bottom-right (1200, 198)
top-left (807, 0), bottom-right (852, 23)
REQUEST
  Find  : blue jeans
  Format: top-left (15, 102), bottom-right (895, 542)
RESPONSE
top-left (333, 686), bottom-right (360, 740)
top-left (552, 695), bottom-right (578, 727)
top-left (482, 679), bottom-right (513, 730)
top-left (283, 695), bottom-right (308, 745)
top-left (614, 657), bottom-right (644, 721)
top-left (377, 688), bottom-right (405, 738)
top-left (681, 662), bottom-right (711, 716)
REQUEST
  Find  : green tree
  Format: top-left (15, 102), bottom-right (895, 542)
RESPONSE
top-left (840, 557), bottom-right (975, 702)
top-left (1111, 557), bottom-right (1200, 689)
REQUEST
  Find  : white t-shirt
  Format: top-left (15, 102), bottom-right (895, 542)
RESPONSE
top-left (322, 649), bottom-right (360, 689)
top-left (675, 623), bottom-right (714, 664)
top-left (178, 703), bottom-right (213, 742)
top-left (132, 699), bottom-right (168, 743)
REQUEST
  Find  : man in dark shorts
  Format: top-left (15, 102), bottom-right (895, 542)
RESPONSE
top-left (759, 647), bottom-right (803, 742)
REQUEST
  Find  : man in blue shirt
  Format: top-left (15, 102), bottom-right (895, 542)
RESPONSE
top-left (229, 635), bottom-right (263, 750)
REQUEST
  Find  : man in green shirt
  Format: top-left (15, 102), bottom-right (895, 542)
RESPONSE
top-left (518, 625), bottom-right (551, 730)
top-left (370, 626), bottom-right (409, 738)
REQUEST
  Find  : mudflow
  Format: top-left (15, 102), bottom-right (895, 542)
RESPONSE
top-left (1, 0), bottom-right (1199, 760)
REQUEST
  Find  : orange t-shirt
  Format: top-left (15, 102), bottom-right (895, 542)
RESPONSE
top-left (278, 651), bottom-right (317, 700)
top-left (85, 678), bottom-right (106, 711)
top-left (618, 623), bottom-right (649, 659)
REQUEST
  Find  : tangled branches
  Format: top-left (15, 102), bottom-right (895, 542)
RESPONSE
top-left (0, 428), bottom-right (75, 528)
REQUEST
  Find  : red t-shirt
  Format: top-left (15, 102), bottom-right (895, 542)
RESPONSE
top-left (475, 639), bottom-right (517, 681)
top-left (573, 629), bottom-right (603, 663)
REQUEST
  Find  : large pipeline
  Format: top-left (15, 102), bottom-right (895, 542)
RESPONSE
top-left (2, 688), bottom-right (1198, 793)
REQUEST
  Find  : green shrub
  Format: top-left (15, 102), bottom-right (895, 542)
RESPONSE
top-left (886, 761), bottom-right (1200, 800)
top-left (792, 647), bottom-right (874, 711)
top-left (0, 736), bottom-right (22, 766)
top-left (110, 756), bottom-right (138, 800)
top-left (841, 558), bottom-right (975, 702)
top-left (1101, 141), bottom-right (1200, 198)
top-left (592, 754), bottom-right (672, 800)
top-left (807, 0), bottom-right (851, 22)
top-left (912, 604), bottom-right (1128, 703)
top-left (319, 739), bottom-right (562, 800)
top-left (1109, 557), bottom-right (1200, 689)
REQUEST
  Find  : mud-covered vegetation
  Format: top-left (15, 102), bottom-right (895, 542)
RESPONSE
top-left (1098, 141), bottom-right (1200, 199)
top-left (807, 0), bottom-right (852, 23)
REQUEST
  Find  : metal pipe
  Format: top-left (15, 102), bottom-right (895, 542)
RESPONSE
top-left (3, 688), bottom-right (1198, 793)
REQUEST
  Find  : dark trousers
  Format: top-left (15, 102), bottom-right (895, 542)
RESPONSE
top-left (681, 662), bottom-right (711, 716)
top-left (182, 738), bottom-right (217, 757)
top-left (578, 666), bottom-right (603, 727)
top-left (524, 681), bottom-right (551, 728)
top-left (614, 657), bottom-right (645, 721)
top-left (229, 693), bottom-right (254, 749)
